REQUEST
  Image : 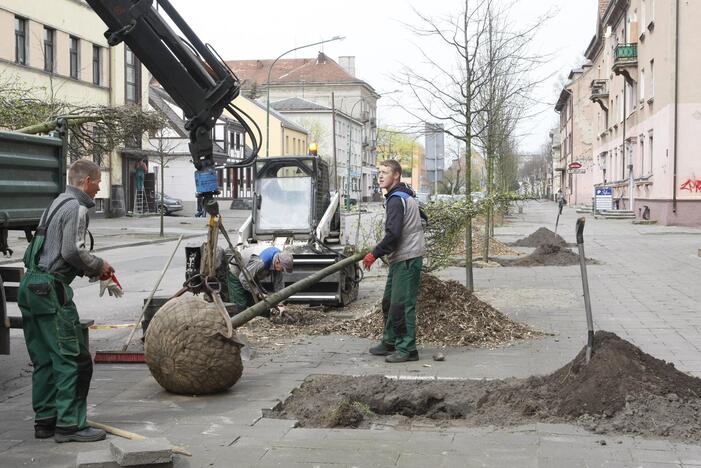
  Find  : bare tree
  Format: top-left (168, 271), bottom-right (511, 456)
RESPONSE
top-left (468, 2), bottom-right (551, 260)
top-left (147, 125), bottom-right (181, 237)
top-left (0, 74), bottom-right (165, 163)
top-left (394, 0), bottom-right (498, 292)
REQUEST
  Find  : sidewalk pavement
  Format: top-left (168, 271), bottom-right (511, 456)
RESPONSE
top-left (2, 201), bottom-right (701, 467)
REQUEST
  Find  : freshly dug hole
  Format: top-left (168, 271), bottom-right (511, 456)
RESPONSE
top-left (511, 227), bottom-right (568, 247)
top-left (273, 331), bottom-right (701, 441)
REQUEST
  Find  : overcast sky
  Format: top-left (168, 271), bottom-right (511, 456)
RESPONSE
top-left (168, 0), bottom-right (598, 155)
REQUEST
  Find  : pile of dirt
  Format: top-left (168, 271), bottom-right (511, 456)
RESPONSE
top-left (511, 227), bottom-right (568, 247)
top-left (242, 274), bottom-right (543, 348)
top-left (273, 331), bottom-right (701, 442)
top-left (498, 243), bottom-right (588, 267)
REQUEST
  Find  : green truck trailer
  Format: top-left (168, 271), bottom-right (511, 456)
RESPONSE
top-left (0, 129), bottom-right (67, 355)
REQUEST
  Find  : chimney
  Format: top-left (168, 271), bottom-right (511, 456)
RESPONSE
top-left (316, 51), bottom-right (327, 64)
top-left (599, 0), bottom-right (609, 19)
top-left (338, 56), bottom-right (356, 77)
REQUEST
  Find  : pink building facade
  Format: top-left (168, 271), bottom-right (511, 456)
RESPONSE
top-left (555, 0), bottom-right (701, 225)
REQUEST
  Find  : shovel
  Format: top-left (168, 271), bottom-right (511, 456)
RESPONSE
top-left (576, 217), bottom-right (594, 363)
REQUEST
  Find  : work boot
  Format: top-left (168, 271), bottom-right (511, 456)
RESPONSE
top-left (385, 350), bottom-right (419, 363)
top-left (54, 427), bottom-right (106, 443)
top-left (34, 418), bottom-right (56, 439)
top-left (369, 342), bottom-right (395, 356)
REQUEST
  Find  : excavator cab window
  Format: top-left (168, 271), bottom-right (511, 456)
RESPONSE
top-left (255, 166), bottom-right (313, 233)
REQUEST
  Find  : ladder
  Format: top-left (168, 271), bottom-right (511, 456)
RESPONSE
top-left (133, 188), bottom-right (150, 215)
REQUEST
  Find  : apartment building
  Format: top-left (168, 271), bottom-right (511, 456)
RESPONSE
top-left (270, 97), bottom-right (360, 201)
top-left (556, 0), bottom-right (701, 224)
top-left (554, 66), bottom-right (596, 207)
top-left (227, 53), bottom-right (380, 202)
top-left (0, 0), bottom-right (151, 216)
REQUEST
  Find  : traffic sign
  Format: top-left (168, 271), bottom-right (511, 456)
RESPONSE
top-left (568, 161), bottom-right (583, 169)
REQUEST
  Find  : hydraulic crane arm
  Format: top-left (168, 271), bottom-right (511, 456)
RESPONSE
top-left (85, 0), bottom-right (258, 197)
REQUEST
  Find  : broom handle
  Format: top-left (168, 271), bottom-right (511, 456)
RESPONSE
top-left (88, 420), bottom-right (191, 457)
top-left (121, 235), bottom-right (183, 352)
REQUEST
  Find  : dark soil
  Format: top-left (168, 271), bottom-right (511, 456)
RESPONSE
top-left (511, 227), bottom-right (569, 247)
top-left (286, 274), bottom-right (544, 348)
top-left (273, 331), bottom-right (701, 442)
top-left (498, 243), bottom-right (594, 267)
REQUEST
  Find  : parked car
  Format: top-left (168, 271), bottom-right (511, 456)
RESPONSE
top-left (471, 191), bottom-right (486, 203)
top-left (416, 192), bottom-right (430, 206)
top-left (157, 194), bottom-right (183, 215)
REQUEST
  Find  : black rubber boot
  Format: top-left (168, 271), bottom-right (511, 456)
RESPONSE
top-left (54, 427), bottom-right (106, 443)
top-left (34, 418), bottom-right (56, 439)
top-left (369, 342), bottom-right (395, 356)
top-left (385, 350), bottom-right (419, 363)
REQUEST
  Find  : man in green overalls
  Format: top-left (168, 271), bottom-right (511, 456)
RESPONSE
top-left (227, 246), bottom-right (294, 312)
top-left (363, 160), bottom-right (426, 363)
top-left (18, 160), bottom-right (115, 442)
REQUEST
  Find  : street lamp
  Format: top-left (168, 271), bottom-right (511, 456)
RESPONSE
top-left (265, 36), bottom-right (345, 157)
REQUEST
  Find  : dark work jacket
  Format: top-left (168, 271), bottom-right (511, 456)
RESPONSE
top-left (373, 183), bottom-right (426, 264)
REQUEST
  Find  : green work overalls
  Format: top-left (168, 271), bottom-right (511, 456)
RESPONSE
top-left (381, 257), bottom-right (423, 356)
top-left (17, 199), bottom-right (93, 433)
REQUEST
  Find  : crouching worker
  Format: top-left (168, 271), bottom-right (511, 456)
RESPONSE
top-left (363, 159), bottom-right (426, 363)
top-left (18, 160), bottom-right (117, 443)
top-left (227, 246), bottom-right (294, 312)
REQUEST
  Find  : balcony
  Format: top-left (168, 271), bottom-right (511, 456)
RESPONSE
top-left (590, 79), bottom-right (609, 111)
top-left (612, 43), bottom-right (637, 84)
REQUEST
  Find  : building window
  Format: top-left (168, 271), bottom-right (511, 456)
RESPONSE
top-left (649, 59), bottom-right (655, 98)
top-left (125, 47), bottom-right (141, 104)
top-left (639, 69), bottom-right (645, 102)
top-left (639, 135), bottom-right (645, 177)
top-left (15, 17), bottom-right (27, 65)
top-left (648, 131), bottom-right (654, 175)
top-left (92, 45), bottom-right (101, 85)
top-left (44, 27), bottom-right (55, 72)
top-left (69, 36), bottom-right (80, 79)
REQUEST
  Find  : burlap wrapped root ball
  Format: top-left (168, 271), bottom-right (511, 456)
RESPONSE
top-left (144, 294), bottom-right (243, 395)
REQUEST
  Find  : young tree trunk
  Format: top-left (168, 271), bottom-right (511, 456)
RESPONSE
top-left (160, 151), bottom-right (165, 237)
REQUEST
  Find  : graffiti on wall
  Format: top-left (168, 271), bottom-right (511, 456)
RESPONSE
top-left (680, 178), bottom-right (701, 193)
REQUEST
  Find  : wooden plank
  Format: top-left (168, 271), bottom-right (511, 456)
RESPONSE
top-left (0, 267), bottom-right (24, 283)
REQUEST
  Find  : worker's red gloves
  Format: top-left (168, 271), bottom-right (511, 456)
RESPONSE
top-left (363, 253), bottom-right (377, 270)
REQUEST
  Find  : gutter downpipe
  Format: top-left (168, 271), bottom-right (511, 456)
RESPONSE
top-left (622, 14), bottom-right (628, 211)
top-left (672, 0), bottom-right (680, 214)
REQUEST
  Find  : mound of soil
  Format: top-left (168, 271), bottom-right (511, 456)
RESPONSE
top-left (242, 275), bottom-right (542, 348)
top-left (273, 331), bottom-right (701, 441)
top-left (305, 274), bottom-right (542, 348)
top-left (499, 243), bottom-right (589, 267)
top-left (511, 227), bottom-right (568, 247)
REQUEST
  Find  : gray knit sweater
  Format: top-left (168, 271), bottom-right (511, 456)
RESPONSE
top-left (37, 186), bottom-right (104, 279)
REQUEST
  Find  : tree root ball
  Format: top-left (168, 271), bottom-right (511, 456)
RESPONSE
top-left (144, 294), bottom-right (243, 395)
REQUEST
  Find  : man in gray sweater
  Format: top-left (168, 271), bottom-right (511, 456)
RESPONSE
top-left (18, 160), bottom-right (114, 443)
top-left (363, 159), bottom-right (426, 363)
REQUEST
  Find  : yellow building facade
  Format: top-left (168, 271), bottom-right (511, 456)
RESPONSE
top-left (229, 96), bottom-right (309, 158)
top-left (0, 0), bottom-right (150, 215)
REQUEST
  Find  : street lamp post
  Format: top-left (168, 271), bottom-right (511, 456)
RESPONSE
top-left (265, 36), bottom-right (344, 157)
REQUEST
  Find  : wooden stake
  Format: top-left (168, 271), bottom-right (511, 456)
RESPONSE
top-left (88, 420), bottom-right (192, 457)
